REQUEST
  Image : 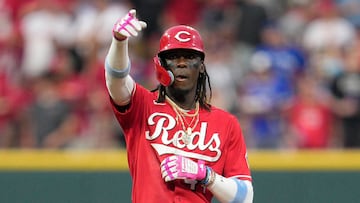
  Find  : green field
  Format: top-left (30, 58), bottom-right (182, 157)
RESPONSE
top-left (0, 150), bottom-right (359, 203)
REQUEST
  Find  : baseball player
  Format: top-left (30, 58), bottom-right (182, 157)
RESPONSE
top-left (105, 9), bottom-right (253, 203)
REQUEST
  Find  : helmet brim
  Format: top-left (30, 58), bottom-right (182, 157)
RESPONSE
top-left (158, 48), bottom-right (205, 60)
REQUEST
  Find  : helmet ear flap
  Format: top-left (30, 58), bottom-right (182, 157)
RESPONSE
top-left (153, 56), bottom-right (174, 86)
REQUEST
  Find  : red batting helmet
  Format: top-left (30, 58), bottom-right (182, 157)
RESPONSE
top-left (154, 25), bottom-right (205, 86)
top-left (158, 25), bottom-right (205, 59)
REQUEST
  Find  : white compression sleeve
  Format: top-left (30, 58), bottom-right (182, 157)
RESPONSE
top-left (208, 174), bottom-right (253, 203)
top-left (105, 38), bottom-right (135, 105)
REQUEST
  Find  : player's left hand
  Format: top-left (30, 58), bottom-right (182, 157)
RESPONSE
top-left (160, 155), bottom-right (206, 182)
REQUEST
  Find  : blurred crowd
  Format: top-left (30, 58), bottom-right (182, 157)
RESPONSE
top-left (1, 0), bottom-right (360, 150)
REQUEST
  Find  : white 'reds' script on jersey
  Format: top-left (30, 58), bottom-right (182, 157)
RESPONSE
top-left (145, 112), bottom-right (221, 162)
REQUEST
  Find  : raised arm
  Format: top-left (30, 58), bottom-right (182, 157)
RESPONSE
top-left (105, 9), bottom-right (147, 106)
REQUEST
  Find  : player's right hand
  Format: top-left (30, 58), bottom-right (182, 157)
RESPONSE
top-left (112, 9), bottom-right (147, 41)
top-left (160, 155), bottom-right (207, 182)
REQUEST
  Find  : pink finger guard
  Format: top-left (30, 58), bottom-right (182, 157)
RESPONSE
top-left (112, 11), bottom-right (135, 40)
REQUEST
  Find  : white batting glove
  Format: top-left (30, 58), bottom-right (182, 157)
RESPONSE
top-left (112, 9), bottom-right (147, 41)
top-left (160, 155), bottom-right (207, 182)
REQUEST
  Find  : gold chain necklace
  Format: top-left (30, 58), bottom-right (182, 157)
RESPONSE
top-left (165, 96), bottom-right (200, 145)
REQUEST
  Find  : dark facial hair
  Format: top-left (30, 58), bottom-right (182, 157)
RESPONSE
top-left (167, 86), bottom-right (188, 103)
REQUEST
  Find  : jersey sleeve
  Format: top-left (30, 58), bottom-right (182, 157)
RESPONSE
top-left (110, 84), bottom-right (150, 132)
top-left (223, 115), bottom-right (252, 181)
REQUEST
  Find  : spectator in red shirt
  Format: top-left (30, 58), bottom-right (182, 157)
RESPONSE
top-left (285, 73), bottom-right (334, 148)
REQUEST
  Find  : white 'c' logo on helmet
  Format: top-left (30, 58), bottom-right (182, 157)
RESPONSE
top-left (174, 31), bottom-right (191, 42)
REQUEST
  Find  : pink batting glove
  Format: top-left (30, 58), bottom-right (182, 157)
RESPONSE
top-left (112, 9), bottom-right (147, 41)
top-left (160, 155), bottom-right (207, 182)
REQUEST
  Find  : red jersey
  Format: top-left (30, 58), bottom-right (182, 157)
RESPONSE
top-left (289, 101), bottom-right (333, 148)
top-left (110, 84), bottom-right (252, 203)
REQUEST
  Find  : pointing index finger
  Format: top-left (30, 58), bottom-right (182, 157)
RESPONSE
top-left (128, 9), bottom-right (136, 18)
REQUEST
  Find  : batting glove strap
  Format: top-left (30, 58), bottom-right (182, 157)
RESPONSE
top-left (200, 166), bottom-right (216, 186)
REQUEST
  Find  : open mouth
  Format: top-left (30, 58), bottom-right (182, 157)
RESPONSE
top-left (175, 75), bottom-right (188, 81)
